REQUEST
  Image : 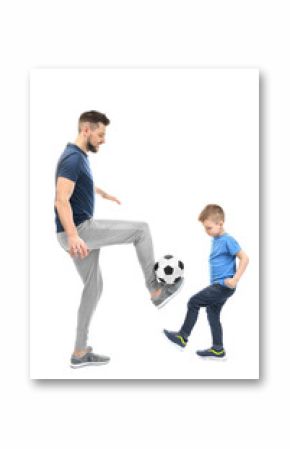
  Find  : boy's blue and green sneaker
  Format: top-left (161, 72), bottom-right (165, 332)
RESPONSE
top-left (196, 347), bottom-right (226, 359)
top-left (163, 329), bottom-right (188, 348)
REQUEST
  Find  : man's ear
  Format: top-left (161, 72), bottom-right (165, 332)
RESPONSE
top-left (83, 125), bottom-right (90, 136)
top-left (80, 123), bottom-right (90, 136)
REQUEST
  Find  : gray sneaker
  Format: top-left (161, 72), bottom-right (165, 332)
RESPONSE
top-left (152, 278), bottom-right (184, 309)
top-left (70, 348), bottom-right (110, 368)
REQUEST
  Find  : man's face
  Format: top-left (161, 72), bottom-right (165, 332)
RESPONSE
top-left (202, 219), bottom-right (224, 237)
top-left (85, 123), bottom-right (106, 153)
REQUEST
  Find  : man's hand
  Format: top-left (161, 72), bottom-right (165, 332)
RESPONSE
top-left (67, 235), bottom-right (90, 259)
top-left (95, 186), bottom-right (121, 205)
top-left (224, 277), bottom-right (238, 289)
top-left (102, 192), bottom-right (121, 205)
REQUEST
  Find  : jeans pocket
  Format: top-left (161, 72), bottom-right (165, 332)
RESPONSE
top-left (219, 283), bottom-right (235, 295)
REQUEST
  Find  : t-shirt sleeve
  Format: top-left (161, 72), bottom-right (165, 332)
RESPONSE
top-left (57, 153), bottom-right (83, 182)
top-left (226, 235), bottom-right (241, 256)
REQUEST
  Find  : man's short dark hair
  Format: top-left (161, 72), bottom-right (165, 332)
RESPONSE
top-left (78, 110), bottom-right (110, 131)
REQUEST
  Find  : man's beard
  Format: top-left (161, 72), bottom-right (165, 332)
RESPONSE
top-left (87, 138), bottom-right (98, 153)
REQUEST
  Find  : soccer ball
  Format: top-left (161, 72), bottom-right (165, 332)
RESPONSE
top-left (154, 255), bottom-right (184, 285)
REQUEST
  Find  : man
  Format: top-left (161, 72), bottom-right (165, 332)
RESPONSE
top-left (54, 110), bottom-right (183, 368)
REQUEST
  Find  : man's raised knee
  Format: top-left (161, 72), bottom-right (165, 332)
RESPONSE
top-left (136, 221), bottom-right (150, 238)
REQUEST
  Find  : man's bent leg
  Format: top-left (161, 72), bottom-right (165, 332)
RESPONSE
top-left (78, 219), bottom-right (159, 293)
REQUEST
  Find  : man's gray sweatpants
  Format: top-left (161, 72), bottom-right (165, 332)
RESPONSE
top-left (57, 218), bottom-right (159, 351)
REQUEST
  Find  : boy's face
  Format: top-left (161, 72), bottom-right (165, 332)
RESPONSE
top-left (202, 219), bottom-right (224, 237)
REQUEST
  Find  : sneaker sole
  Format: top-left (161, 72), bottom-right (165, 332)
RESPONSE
top-left (157, 278), bottom-right (184, 309)
top-left (163, 332), bottom-right (186, 351)
top-left (166, 340), bottom-right (186, 352)
top-left (197, 356), bottom-right (227, 361)
top-left (70, 361), bottom-right (110, 369)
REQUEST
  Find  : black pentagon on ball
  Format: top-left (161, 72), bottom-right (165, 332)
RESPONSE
top-left (178, 260), bottom-right (184, 270)
top-left (154, 262), bottom-right (159, 271)
top-left (174, 276), bottom-right (182, 284)
top-left (158, 277), bottom-right (166, 283)
top-left (164, 265), bottom-right (174, 275)
top-left (164, 255), bottom-right (173, 259)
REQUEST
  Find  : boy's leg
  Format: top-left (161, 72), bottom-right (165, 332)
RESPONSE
top-left (163, 286), bottom-right (213, 348)
top-left (179, 284), bottom-right (235, 340)
top-left (206, 302), bottom-right (226, 349)
top-left (179, 286), bottom-right (215, 339)
top-left (194, 285), bottom-right (236, 357)
top-left (205, 286), bottom-right (235, 349)
top-left (72, 249), bottom-right (103, 354)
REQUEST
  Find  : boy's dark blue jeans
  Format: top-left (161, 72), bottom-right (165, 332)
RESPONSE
top-left (180, 283), bottom-right (236, 348)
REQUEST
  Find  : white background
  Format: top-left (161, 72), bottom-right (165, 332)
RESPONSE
top-left (30, 68), bottom-right (259, 379)
top-left (0, 0), bottom-right (288, 447)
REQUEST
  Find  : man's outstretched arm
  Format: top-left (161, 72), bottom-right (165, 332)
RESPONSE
top-left (94, 185), bottom-right (121, 205)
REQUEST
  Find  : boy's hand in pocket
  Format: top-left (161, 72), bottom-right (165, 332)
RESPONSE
top-left (224, 278), bottom-right (238, 289)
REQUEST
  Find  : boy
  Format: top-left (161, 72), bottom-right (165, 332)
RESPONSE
top-left (164, 204), bottom-right (249, 359)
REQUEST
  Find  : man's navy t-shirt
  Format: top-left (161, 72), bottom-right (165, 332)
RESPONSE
top-left (54, 143), bottom-right (95, 233)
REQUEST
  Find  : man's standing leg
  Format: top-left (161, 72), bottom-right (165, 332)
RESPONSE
top-left (72, 249), bottom-right (103, 353)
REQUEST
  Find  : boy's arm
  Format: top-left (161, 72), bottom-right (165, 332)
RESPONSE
top-left (224, 250), bottom-right (249, 289)
top-left (234, 250), bottom-right (250, 282)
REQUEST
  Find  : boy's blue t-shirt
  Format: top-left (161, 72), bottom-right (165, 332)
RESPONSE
top-left (54, 143), bottom-right (95, 233)
top-left (209, 233), bottom-right (241, 286)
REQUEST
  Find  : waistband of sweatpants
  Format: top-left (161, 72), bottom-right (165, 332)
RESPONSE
top-left (57, 217), bottom-right (94, 235)
top-left (78, 217), bottom-right (94, 226)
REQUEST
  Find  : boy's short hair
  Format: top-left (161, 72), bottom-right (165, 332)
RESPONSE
top-left (198, 204), bottom-right (225, 223)
top-left (78, 110), bottom-right (110, 131)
